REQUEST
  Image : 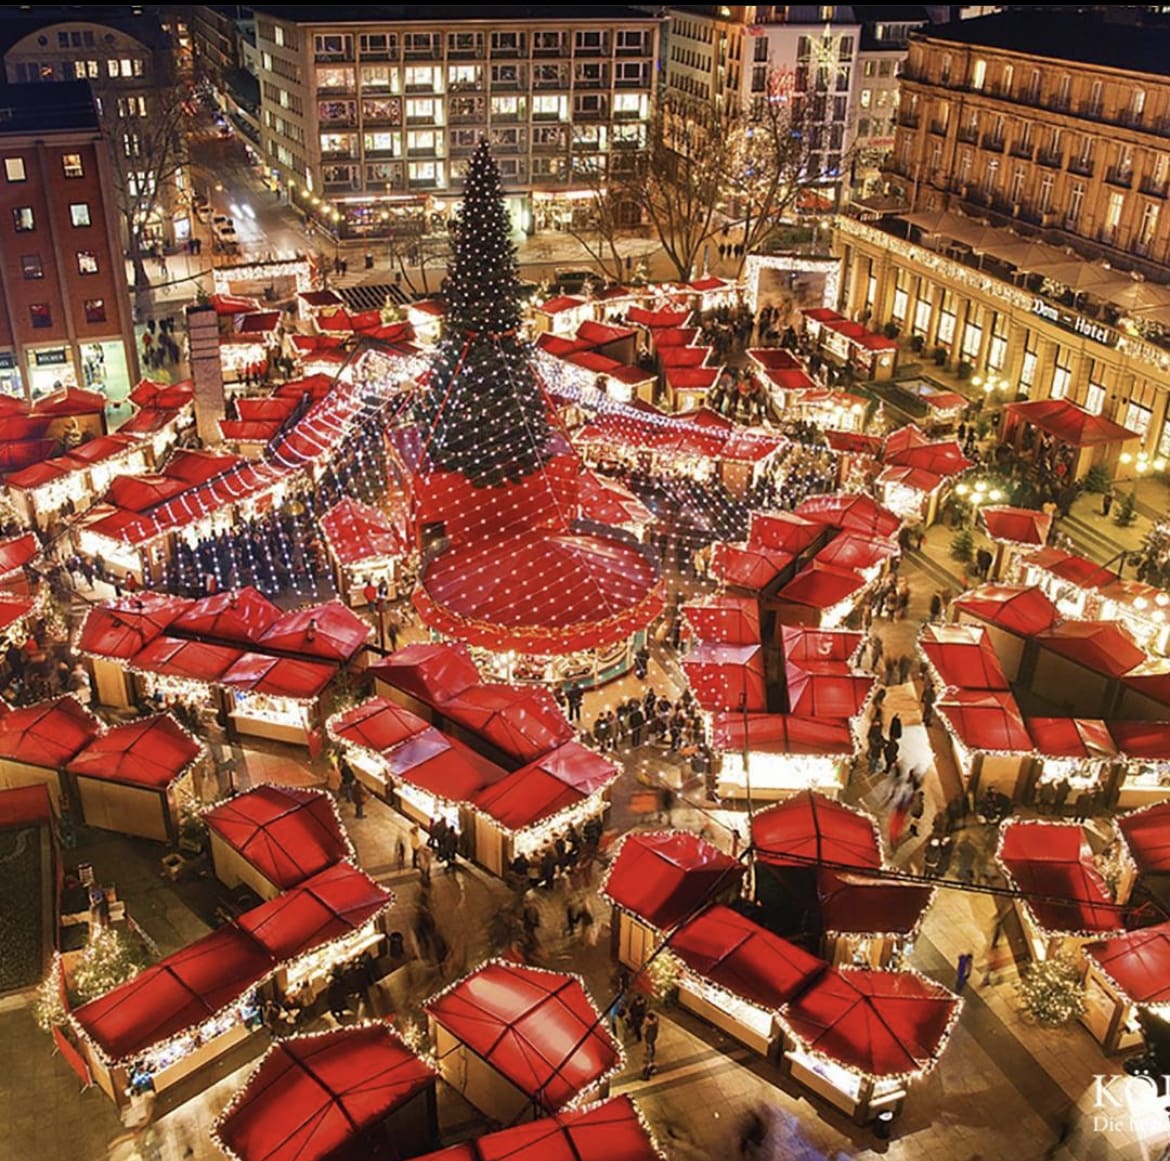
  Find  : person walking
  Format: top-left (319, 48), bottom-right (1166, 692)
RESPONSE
top-left (351, 778), bottom-right (367, 819)
top-left (922, 681), bottom-right (936, 727)
top-left (888, 712), bottom-right (903, 742)
top-left (642, 1012), bottom-right (660, 1078)
top-left (627, 993), bottom-right (647, 1042)
top-left (955, 951), bottom-right (974, 992)
top-left (1102, 487), bottom-right (1115, 517)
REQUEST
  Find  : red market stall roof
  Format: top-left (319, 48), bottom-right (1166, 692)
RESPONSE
top-left (884, 439), bottom-right (972, 477)
top-left (711, 712), bottom-right (855, 757)
top-left (1119, 802), bottom-right (1170, 873)
top-left (785, 664), bottom-right (873, 719)
top-left (33, 386), bottom-right (106, 416)
top-left (781, 626), bottom-right (863, 665)
top-left (0, 596), bottom-right (34, 635)
top-left (747, 348), bottom-right (804, 371)
top-left (257, 603), bottom-right (370, 664)
top-left (781, 967), bottom-right (959, 1079)
top-left (682, 595), bottom-right (761, 645)
top-left (212, 293), bottom-right (263, 315)
top-left (66, 714), bottom-right (202, 790)
top-left (980, 506), bottom-right (1054, 547)
top-left (657, 346), bottom-right (710, 369)
top-left (132, 635), bottom-right (245, 684)
top-left (237, 862), bottom-right (392, 963)
top-left (681, 641), bottom-right (767, 713)
top-left (710, 542), bottom-right (794, 592)
top-left (536, 295), bottom-right (588, 315)
top-left (415, 530), bottom-right (664, 656)
top-left (818, 870), bottom-right (934, 937)
top-left (577, 472), bottom-right (654, 529)
top-left (0, 438), bottom-right (58, 473)
top-left (953, 584), bottom-right (1060, 636)
top-left (536, 334), bottom-right (591, 358)
top-left (601, 831), bottom-right (744, 932)
top-left (409, 1096), bottom-right (661, 1161)
top-left (220, 420), bottom-right (281, 443)
top-left (671, 905), bottom-right (826, 1011)
top-left (747, 511), bottom-right (825, 555)
top-left (129, 379), bottom-right (194, 409)
top-left (441, 685), bottom-right (574, 765)
top-left (235, 397), bottom-right (297, 422)
top-left (937, 688), bottom-right (1032, 753)
top-left (385, 727), bottom-right (508, 804)
top-left (663, 365), bottom-right (721, 392)
top-left (0, 783), bottom-right (52, 828)
top-left (119, 408), bottom-right (183, 436)
top-left (72, 923), bottom-right (273, 1063)
top-left (1022, 547), bottom-right (1118, 590)
top-left (1006, 398), bottom-right (1139, 447)
top-left (627, 305), bottom-right (691, 328)
top-left (78, 595), bottom-right (194, 659)
top-left (320, 497), bottom-right (411, 565)
top-left (1085, 923), bottom-right (1170, 1008)
top-left (371, 642), bottom-right (481, 706)
top-left (803, 307), bottom-right (845, 324)
top-left (5, 460), bottom-right (71, 491)
top-left (814, 532), bottom-right (899, 574)
top-left (852, 331), bottom-right (898, 352)
top-left (876, 465), bottom-right (943, 495)
top-left (164, 448), bottom-right (244, 486)
top-left (214, 1024), bottom-right (435, 1161)
top-left (1034, 621), bottom-right (1147, 679)
top-left (775, 562), bottom-right (868, 611)
top-left (222, 653), bottom-right (337, 701)
top-left (205, 785), bottom-right (351, 891)
top-left (0, 532), bottom-right (38, 578)
top-left (425, 961), bottom-right (619, 1114)
top-left (236, 311), bottom-right (281, 335)
top-left (795, 493), bottom-right (902, 539)
top-left (997, 822), bottom-right (1124, 936)
top-left (1026, 717), bottom-right (1116, 760)
top-left (0, 696), bottom-right (102, 767)
top-left (752, 791), bottom-right (882, 871)
top-left (330, 697), bottom-right (432, 756)
top-left (172, 587), bottom-right (284, 645)
top-left (472, 742), bottom-right (617, 832)
top-left (106, 473), bottom-right (191, 512)
top-left (1107, 720), bottom-right (1170, 762)
top-left (317, 309), bottom-right (353, 332)
top-left (918, 624), bottom-right (1010, 691)
top-left (883, 424), bottom-right (929, 458)
top-left (299, 289), bottom-right (344, 308)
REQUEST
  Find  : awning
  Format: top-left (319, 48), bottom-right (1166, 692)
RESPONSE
top-left (752, 791), bottom-right (882, 871)
top-left (784, 664), bottom-right (873, 719)
top-left (1006, 398), bottom-right (1139, 448)
top-left (257, 603), bottom-right (371, 664)
top-left (1108, 720), bottom-right (1170, 762)
top-left (66, 714), bottom-right (202, 790)
top-left (0, 696), bottom-right (102, 767)
top-left (1119, 801), bottom-right (1170, 873)
top-left (918, 624), bottom-right (1010, 691)
top-left (328, 697), bottom-right (432, 756)
top-left (981, 506), bottom-right (1054, 547)
top-left (1085, 923), bottom-right (1170, 1008)
top-left (781, 626), bottom-right (864, 665)
top-left (369, 642), bottom-right (481, 706)
top-left (682, 595), bottom-right (761, 645)
top-left (937, 688), bottom-right (1032, 753)
top-left (1025, 717), bottom-right (1116, 760)
top-left (1022, 547), bottom-right (1118, 590)
top-left (747, 511), bottom-right (823, 555)
top-left (711, 713), bottom-right (855, 758)
top-left (953, 584), bottom-right (1060, 636)
top-left (681, 641), bottom-right (767, 713)
top-left (818, 869), bottom-right (934, 937)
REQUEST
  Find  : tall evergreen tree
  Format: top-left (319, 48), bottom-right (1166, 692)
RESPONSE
top-left (417, 140), bottom-right (553, 487)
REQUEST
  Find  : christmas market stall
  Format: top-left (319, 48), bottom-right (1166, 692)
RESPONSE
top-left (319, 496), bottom-right (413, 606)
top-left (1081, 922), bottom-right (1170, 1054)
top-left (256, 602), bottom-right (371, 668)
top-left (1001, 398), bottom-right (1140, 483)
top-left (1031, 622), bottom-right (1147, 719)
top-left (1118, 798), bottom-right (1170, 892)
top-left (204, 784), bottom-right (352, 901)
top-left (126, 636), bottom-right (244, 719)
top-left (936, 688), bottom-right (1033, 798)
top-left (0, 696), bottom-right (102, 808)
top-left (326, 696), bottom-right (432, 794)
top-left (795, 493), bottom-right (903, 540)
top-left (817, 869), bottom-right (935, 970)
top-left (1023, 717), bottom-right (1118, 813)
top-left (213, 1023), bottom-right (438, 1161)
top-left (681, 594), bottom-right (762, 646)
top-left (577, 471), bottom-right (656, 542)
top-left (438, 683), bottom-right (574, 768)
top-left (995, 820), bottom-right (1125, 963)
top-left (425, 961), bottom-right (620, 1124)
top-left (769, 561), bottom-right (872, 630)
top-left (370, 643), bottom-right (481, 722)
top-left (951, 584), bottom-right (1060, 682)
top-left (778, 965), bottom-right (960, 1123)
top-left (220, 652), bottom-right (338, 747)
top-left (708, 541), bottom-right (797, 596)
top-left (65, 715), bottom-right (204, 843)
top-left (1108, 721), bottom-right (1170, 807)
top-left (1095, 580), bottom-right (1170, 659)
top-left (171, 586), bottom-right (283, 648)
top-left (918, 623), bottom-right (1010, 692)
top-left (1015, 546), bottom-right (1117, 620)
top-left (600, 830), bottom-right (745, 971)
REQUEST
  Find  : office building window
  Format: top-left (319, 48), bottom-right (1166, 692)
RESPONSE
top-left (20, 255), bottom-right (43, 279)
top-left (12, 207), bottom-right (34, 231)
top-left (76, 251), bottom-right (99, 275)
top-left (62, 153), bottom-right (84, 178)
top-left (84, 298), bottom-right (106, 324)
top-left (4, 157), bottom-right (26, 182)
top-left (70, 203), bottom-right (91, 227)
top-left (29, 304), bottom-right (52, 329)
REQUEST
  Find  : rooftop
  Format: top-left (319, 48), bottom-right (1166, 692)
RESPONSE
top-left (0, 81), bottom-right (100, 135)
top-left (0, 5), bottom-right (172, 55)
top-left (252, 4), bottom-right (660, 24)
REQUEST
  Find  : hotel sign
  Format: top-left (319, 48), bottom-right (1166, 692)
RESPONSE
top-left (1031, 298), bottom-right (1120, 348)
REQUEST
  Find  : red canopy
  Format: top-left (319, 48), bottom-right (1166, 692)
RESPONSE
top-left (876, 465), bottom-right (944, 495)
top-left (937, 688), bottom-right (1031, 753)
top-left (67, 714), bottom-right (202, 790)
top-left (0, 783), bottom-right (52, 828)
top-left (164, 448), bottom-right (242, 485)
top-left (237, 862), bottom-right (392, 963)
top-left (235, 397), bottom-right (296, 422)
top-left (918, 624), bottom-right (1009, 691)
top-left (408, 1096), bottom-right (659, 1161)
top-left (885, 440), bottom-right (972, 476)
top-left (441, 684), bottom-right (574, 764)
top-left (472, 742), bottom-right (617, 831)
top-left (257, 603), bottom-right (370, 664)
top-left (415, 530), bottom-right (663, 656)
top-left (953, 584), bottom-right (1060, 636)
top-left (682, 595), bottom-right (761, 645)
top-left (752, 792), bottom-right (882, 871)
top-left (747, 347), bottom-right (804, 371)
top-left (72, 923), bottom-right (273, 1062)
top-left (998, 822), bottom-right (1124, 935)
top-left (106, 473), bottom-right (190, 512)
top-left (681, 641), bottom-right (767, 712)
top-left (577, 472), bottom-right (654, 530)
top-left (129, 378), bottom-right (194, 409)
top-left (780, 626), bottom-right (863, 666)
top-left (384, 728), bottom-right (507, 803)
top-left (601, 831), bottom-right (744, 931)
top-left (132, 636), bottom-right (244, 684)
top-left (78, 595), bottom-right (194, 659)
top-left (172, 587), bottom-right (284, 646)
top-left (1085, 923), bottom-right (1170, 1007)
top-left (748, 511), bottom-right (823, 555)
top-left (817, 870), bottom-right (933, 936)
top-left (329, 697), bottom-right (430, 756)
top-left (785, 664), bottom-right (873, 718)
top-left (0, 596), bottom-right (34, 635)
top-left (1119, 801), bottom-right (1170, 873)
top-left (1023, 547), bottom-right (1118, 590)
top-left (1034, 621), bottom-right (1146, 679)
top-left (0, 697), bottom-right (101, 767)
top-left (0, 532), bottom-right (38, 577)
top-left (204, 785), bottom-right (350, 891)
top-left (1108, 720), bottom-right (1170, 762)
top-left (426, 962), bottom-right (619, 1113)
top-left (709, 542), bottom-right (794, 592)
top-left (33, 386), bottom-right (106, 416)
top-left (782, 967), bottom-right (959, 1078)
top-left (775, 562), bottom-right (867, 611)
top-left (671, 905), bottom-right (826, 1011)
top-left (215, 1024), bottom-right (435, 1161)
top-left (1007, 398), bottom-right (1138, 447)
top-left (628, 305), bottom-right (691, 328)
top-left (370, 643), bottom-right (481, 706)
top-left (320, 497), bottom-right (411, 565)
top-left (980, 506), bottom-right (1054, 547)
top-left (814, 533), bottom-right (899, 574)
top-left (1025, 717), bottom-right (1116, 760)
top-left (212, 293), bottom-right (263, 315)
top-left (537, 295), bottom-right (587, 315)
top-left (883, 424), bottom-right (929, 458)
top-left (221, 653), bottom-right (336, 701)
top-left (795, 494), bottom-right (902, 538)
top-left (711, 713), bottom-right (855, 757)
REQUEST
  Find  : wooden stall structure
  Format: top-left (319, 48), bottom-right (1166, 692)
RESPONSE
top-left (1082, 924), bottom-right (1170, 1055)
top-left (951, 584), bottom-right (1061, 683)
top-left (0, 696), bottom-right (102, 808)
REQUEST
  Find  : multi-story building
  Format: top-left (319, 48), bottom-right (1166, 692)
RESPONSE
top-left (0, 5), bottom-right (187, 249)
top-left (835, 9), bottom-right (1170, 458)
top-left (0, 82), bottom-right (137, 401)
top-left (243, 5), bottom-right (662, 238)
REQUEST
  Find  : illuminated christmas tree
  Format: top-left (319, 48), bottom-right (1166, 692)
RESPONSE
top-left (417, 139), bottom-right (553, 487)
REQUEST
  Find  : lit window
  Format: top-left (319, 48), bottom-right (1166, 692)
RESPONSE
top-left (29, 304), bottom-right (52, 329)
top-left (84, 298), bottom-right (106, 324)
top-left (12, 207), bottom-right (34, 232)
top-left (4, 157), bottom-right (26, 182)
top-left (20, 255), bottom-right (43, 280)
top-left (70, 203), bottom-right (91, 227)
top-left (62, 153), bottom-right (84, 178)
top-left (76, 251), bottom-right (99, 275)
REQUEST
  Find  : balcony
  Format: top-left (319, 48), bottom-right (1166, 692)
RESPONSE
top-left (407, 145), bottom-right (442, 158)
top-left (363, 145), bottom-right (398, 159)
top-left (405, 82), bottom-right (437, 95)
top-left (574, 74), bottom-right (607, 90)
top-left (572, 105), bottom-right (606, 122)
top-left (956, 125), bottom-right (978, 145)
top-left (897, 110), bottom-right (920, 129)
top-left (928, 120), bottom-right (948, 136)
top-left (1068, 156), bottom-right (1094, 177)
top-left (1048, 94), bottom-right (1071, 113)
top-left (980, 132), bottom-right (1005, 153)
top-left (1119, 107), bottom-right (1145, 129)
top-left (533, 41), bottom-right (566, 58)
top-left (1009, 141), bottom-right (1034, 160)
top-left (404, 44), bottom-right (441, 61)
top-left (1140, 176), bottom-right (1169, 198)
top-left (1106, 166), bottom-right (1134, 188)
top-left (1036, 149), bottom-right (1063, 168)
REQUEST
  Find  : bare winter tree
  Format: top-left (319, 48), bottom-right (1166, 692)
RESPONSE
top-left (563, 148), bottom-right (629, 284)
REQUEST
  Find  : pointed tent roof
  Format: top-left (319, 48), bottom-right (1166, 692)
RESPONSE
top-left (440, 684), bottom-right (574, 765)
top-left (66, 714), bottom-right (203, 790)
top-left (817, 870), bottom-right (934, 937)
top-left (980, 506), bottom-right (1054, 547)
top-left (937, 688), bottom-right (1032, 753)
top-left (77, 595), bottom-right (194, 658)
top-left (748, 510), bottom-right (823, 555)
top-left (1006, 398), bottom-right (1139, 447)
top-left (0, 696), bottom-right (101, 767)
top-left (953, 584), bottom-right (1060, 636)
top-left (369, 642), bottom-right (482, 705)
top-left (752, 791), bottom-right (882, 871)
top-left (1118, 801), bottom-right (1170, 873)
top-left (257, 602), bottom-right (370, 664)
top-left (1022, 546), bottom-right (1118, 590)
top-left (681, 641), bottom-right (767, 713)
top-left (1085, 923), bottom-right (1170, 1008)
top-left (781, 626), bottom-right (864, 666)
top-left (795, 493), bottom-right (902, 538)
top-left (1034, 621), bottom-right (1147, 679)
top-left (918, 623), bottom-right (1010, 691)
top-left (1025, 717), bottom-right (1116, 760)
top-left (328, 697), bottom-right (431, 756)
top-left (709, 542), bottom-right (794, 592)
top-left (172, 587), bottom-right (283, 645)
top-left (681, 594), bottom-right (761, 646)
